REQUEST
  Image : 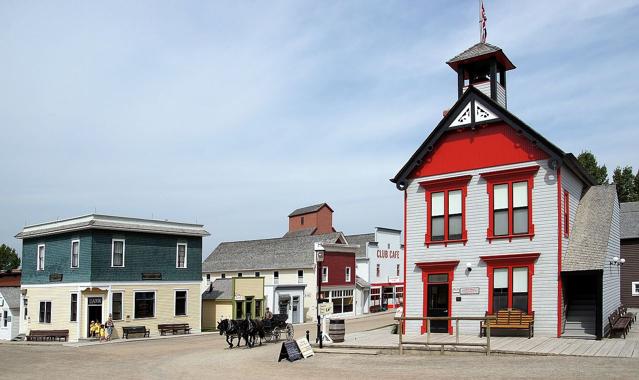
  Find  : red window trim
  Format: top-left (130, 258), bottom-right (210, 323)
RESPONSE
top-left (416, 260), bottom-right (459, 335)
top-left (563, 190), bottom-right (570, 237)
top-left (480, 166), bottom-right (539, 242)
top-left (480, 253), bottom-right (539, 314)
top-left (419, 175), bottom-right (472, 247)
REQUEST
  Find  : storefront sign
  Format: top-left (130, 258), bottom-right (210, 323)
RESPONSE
top-left (88, 297), bottom-right (102, 305)
top-left (388, 276), bottom-right (402, 284)
top-left (49, 273), bottom-right (63, 282)
top-left (319, 302), bottom-right (333, 316)
top-left (141, 272), bottom-right (162, 280)
top-left (459, 287), bottom-right (480, 295)
top-left (376, 249), bottom-right (401, 259)
top-left (234, 295), bottom-right (245, 301)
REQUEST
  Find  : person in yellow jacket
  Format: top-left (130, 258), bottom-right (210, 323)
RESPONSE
top-left (89, 321), bottom-right (98, 338)
top-left (99, 324), bottom-right (106, 342)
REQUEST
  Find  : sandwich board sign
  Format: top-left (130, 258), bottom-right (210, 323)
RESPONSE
top-left (296, 337), bottom-right (314, 358)
top-left (319, 302), bottom-right (333, 316)
top-left (278, 340), bottom-right (302, 362)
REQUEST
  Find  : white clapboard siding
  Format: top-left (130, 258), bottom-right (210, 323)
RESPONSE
top-left (602, 198), bottom-right (621, 335)
top-left (405, 159), bottom-right (561, 336)
top-left (561, 168), bottom-right (584, 257)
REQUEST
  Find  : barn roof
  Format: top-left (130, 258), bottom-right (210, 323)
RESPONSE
top-left (288, 203), bottom-right (333, 217)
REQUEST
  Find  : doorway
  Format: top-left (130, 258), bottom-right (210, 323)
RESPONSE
top-left (278, 295), bottom-right (290, 317)
top-left (87, 296), bottom-right (103, 338)
top-left (427, 283), bottom-right (449, 332)
top-left (292, 296), bottom-right (300, 324)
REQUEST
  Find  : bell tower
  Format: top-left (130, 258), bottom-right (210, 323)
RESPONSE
top-left (446, 43), bottom-right (515, 108)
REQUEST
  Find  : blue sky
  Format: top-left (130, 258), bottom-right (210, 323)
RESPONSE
top-left (1, 0), bottom-right (638, 259)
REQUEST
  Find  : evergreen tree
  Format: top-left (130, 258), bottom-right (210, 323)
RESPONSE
top-left (577, 150), bottom-right (608, 185)
top-left (612, 166), bottom-right (639, 202)
top-left (0, 244), bottom-right (20, 271)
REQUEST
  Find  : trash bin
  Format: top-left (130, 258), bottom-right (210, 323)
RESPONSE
top-left (328, 319), bottom-right (345, 343)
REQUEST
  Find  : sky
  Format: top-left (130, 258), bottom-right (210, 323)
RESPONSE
top-left (1, 0), bottom-right (638, 260)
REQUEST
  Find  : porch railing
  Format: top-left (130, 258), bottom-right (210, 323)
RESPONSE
top-left (395, 316), bottom-right (496, 355)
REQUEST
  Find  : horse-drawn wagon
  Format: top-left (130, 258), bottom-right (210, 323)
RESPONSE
top-left (263, 313), bottom-right (294, 342)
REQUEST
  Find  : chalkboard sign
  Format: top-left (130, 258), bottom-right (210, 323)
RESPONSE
top-left (49, 273), bottom-right (63, 282)
top-left (278, 341), bottom-right (302, 362)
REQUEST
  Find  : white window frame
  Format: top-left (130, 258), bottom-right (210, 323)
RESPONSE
top-left (111, 291), bottom-right (124, 321)
top-left (37, 244), bottom-right (45, 271)
top-left (298, 270), bottom-right (304, 284)
top-left (322, 267), bottom-right (329, 283)
top-left (70, 239), bottom-right (80, 269)
top-left (176, 242), bottom-right (188, 269)
top-left (111, 239), bottom-right (126, 268)
top-left (274, 271), bottom-right (279, 285)
top-left (345, 267), bottom-right (351, 282)
top-left (174, 289), bottom-right (189, 317)
top-left (632, 282), bottom-right (639, 296)
top-left (133, 290), bottom-right (157, 319)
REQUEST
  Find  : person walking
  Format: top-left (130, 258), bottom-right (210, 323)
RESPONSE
top-left (105, 314), bottom-right (115, 341)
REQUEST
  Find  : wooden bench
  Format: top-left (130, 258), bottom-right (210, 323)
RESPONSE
top-left (609, 310), bottom-right (631, 338)
top-left (480, 309), bottom-right (535, 339)
top-left (26, 329), bottom-right (69, 342)
top-left (158, 323), bottom-right (191, 336)
top-left (619, 306), bottom-right (636, 326)
top-left (122, 326), bottom-right (150, 339)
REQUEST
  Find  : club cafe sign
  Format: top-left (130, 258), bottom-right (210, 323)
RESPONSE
top-left (376, 249), bottom-right (400, 259)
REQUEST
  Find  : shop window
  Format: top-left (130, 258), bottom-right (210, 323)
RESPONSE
top-left (322, 267), bottom-right (328, 283)
top-left (371, 288), bottom-right (381, 307)
top-left (255, 299), bottom-right (262, 318)
top-left (331, 290), bottom-right (353, 313)
top-left (112, 292), bottom-right (123, 320)
top-left (235, 301), bottom-right (243, 319)
top-left (395, 286), bottom-right (404, 305)
top-left (481, 166), bottom-right (538, 242)
top-left (175, 290), bottom-right (187, 316)
top-left (71, 240), bottom-right (80, 268)
top-left (134, 292), bottom-right (155, 319)
top-left (492, 268), bottom-right (509, 312)
top-left (39, 301), bottom-right (51, 323)
top-left (70, 294), bottom-right (77, 322)
top-left (111, 239), bottom-right (125, 267)
top-left (176, 243), bottom-right (187, 268)
top-left (420, 175), bottom-right (471, 246)
top-left (37, 244), bottom-right (45, 271)
top-left (482, 253), bottom-right (538, 314)
top-left (563, 191), bottom-right (570, 237)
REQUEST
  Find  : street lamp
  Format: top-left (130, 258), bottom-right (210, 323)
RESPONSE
top-left (314, 242), bottom-right (325, 348)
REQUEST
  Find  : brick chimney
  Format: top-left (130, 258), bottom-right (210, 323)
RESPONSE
top-left (287, 203), bottom-right (335, 235)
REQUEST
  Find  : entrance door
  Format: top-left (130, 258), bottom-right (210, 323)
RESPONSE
top-left (278, 295), bottom-right (290, 319)
top-left (427, 283), bottom-right (449, 333)
top-left (292, 296), bottom-right (300, 324)
top-left (87, 297), bottom-right (103, 337)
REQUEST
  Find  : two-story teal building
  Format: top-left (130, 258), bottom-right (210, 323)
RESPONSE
top-left (16, 214), bottom-right (209, 341)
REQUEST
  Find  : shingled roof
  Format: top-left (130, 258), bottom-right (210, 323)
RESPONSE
top-left (282, 228), bottom-right (316, 238)
top-left (621, 201), bottom-right (639, 239)
top-left (201, 278), bottom-right (233, 300)
top-left (345, 233), bottom-right (375, 258)
top-left (0, 287), bottom-right (21, 309)
top-left (446, 42), bottom-right (516, 71)
top-left (202, 232), bottom-right (345, 272)
top-left (563, 185), bottom-right (619, 272)
top-left (288, 203), bottom-right (333, 217)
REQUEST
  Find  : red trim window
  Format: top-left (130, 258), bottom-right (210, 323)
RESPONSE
top-left (563, 190), bottom-right (570, 237)
top-left (481, 253), bottom-right (539, 314)
top-left (480, 166), bottom-right (539, 242)
top-left (419, 175), bottom-right (472, 247)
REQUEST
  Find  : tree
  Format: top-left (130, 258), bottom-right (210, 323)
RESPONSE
top-left (612, 166), bottom-right (639, 203)
top-left (577, 150), bottom-right (608, 185)
top-left (0, 244), bottom-right (20, 271)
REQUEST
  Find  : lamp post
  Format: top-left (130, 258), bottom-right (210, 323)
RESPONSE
top-left (314, 243), bottom-right (325, 348)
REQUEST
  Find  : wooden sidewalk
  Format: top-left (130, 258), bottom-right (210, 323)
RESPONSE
top-left (327, 327), bottom-right (639, 358)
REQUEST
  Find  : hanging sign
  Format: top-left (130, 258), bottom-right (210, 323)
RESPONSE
top-left (296, 338), bottom-right (315, 358)
top-left (278, 341), bottom-right (302, 362)
top-left (319, 302), bottom-right (333, 316)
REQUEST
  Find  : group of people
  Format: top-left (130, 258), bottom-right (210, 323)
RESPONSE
top-left (89, 314), bottom-right (115, 342)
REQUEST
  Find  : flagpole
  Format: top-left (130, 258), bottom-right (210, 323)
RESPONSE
top-left (479, 0), bottom-right (482, 43)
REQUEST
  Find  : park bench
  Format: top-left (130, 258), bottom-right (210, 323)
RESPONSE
top-left (158, 323), bottom-right (191, 336)
top-left (609, 310), bottom-right (631, 338)
top-left (122, 326), bottom-right (150, 339)
top-left (26, 329), bottom-right (69, 342)
top-left (480, 309), bottom-right (535, 339)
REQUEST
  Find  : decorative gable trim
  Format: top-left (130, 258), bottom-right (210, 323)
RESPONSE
top-left (448, 99), bottom-right (498, 129)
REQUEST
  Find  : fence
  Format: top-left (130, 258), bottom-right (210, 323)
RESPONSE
top-left (395, 316), bottom-right (495, 355)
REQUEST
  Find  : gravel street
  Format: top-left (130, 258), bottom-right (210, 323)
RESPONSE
top-left (1, 329), bottom-right (638, 380)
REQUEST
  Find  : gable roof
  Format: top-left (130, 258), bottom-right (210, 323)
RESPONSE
top-left (288, 203), bottom-right (333, 217)
top-left (563, 185), bottom-right (618, 272)
top-left (345, 233), bottom-right (376, 258)
top-left (15, 214), bottom-right (210, 239)
top-left (202, 232), bottom-right (345, 272)
top-left (621, 201), bottom-right (639, 239)
top-left (391, 86), bottom-right (596, 190)
top-left (447, 42), bottom-right (516, 71)
top-left (0, 287), bottom-right (21, 309)
top-left (201, 278), bottom-right (233, 300)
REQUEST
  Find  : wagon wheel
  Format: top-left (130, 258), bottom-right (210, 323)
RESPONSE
top-left (264, 331), bottom-right (273, 342)
top-left (286, 323), bottom-right (294, 340)
top-left (273, 329), bottom-right (281, 342)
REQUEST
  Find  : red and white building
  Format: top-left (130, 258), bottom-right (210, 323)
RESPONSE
top-left (392, 42), bottom-right (620, 339)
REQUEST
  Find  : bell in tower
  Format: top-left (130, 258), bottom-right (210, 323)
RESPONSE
top-left (446, 43), bottom-right (515, 108)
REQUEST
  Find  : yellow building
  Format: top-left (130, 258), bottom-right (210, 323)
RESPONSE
top-left (202, 277), bottom-right (264, 330)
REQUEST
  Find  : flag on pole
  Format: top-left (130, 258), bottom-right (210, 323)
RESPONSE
top-left (480, 0), bottom-right (488, 43)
